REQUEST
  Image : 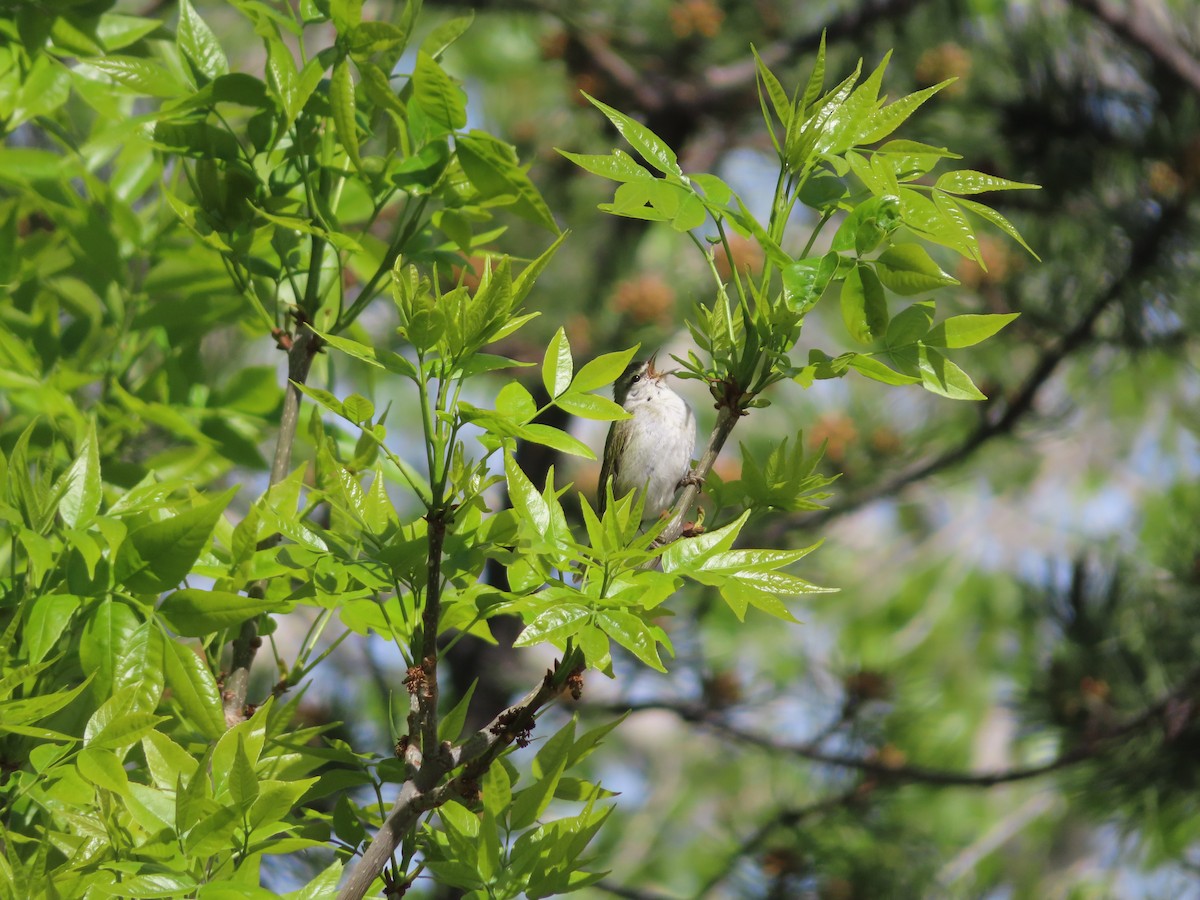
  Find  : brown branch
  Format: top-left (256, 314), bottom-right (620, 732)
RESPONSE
top-left (601, 663), bottom-right (1200, 789)
top-left (1069, 0), bottom-right (1200, 98)
top-left (560, 0), bottom-right (931, 114)
top-left (337, 657), bottom-right (577, 900)
top-left (222, 327), bottom-right (320, 727)
top-left (700, 0), bottom-right (929, 103)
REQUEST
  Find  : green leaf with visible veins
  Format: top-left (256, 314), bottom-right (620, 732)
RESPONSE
top-left (115, 487), bottom-right (237, 593)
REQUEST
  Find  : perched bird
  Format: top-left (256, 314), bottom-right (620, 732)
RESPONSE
top-left (598, 355), bottom-right (696, 519)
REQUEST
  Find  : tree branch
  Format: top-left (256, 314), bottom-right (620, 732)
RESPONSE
top-left (695, 785), bottom-right (868, 897)
top-left (336, 658), bottom-right (576, 900)
top-left (1068, 0), bottom-right (1200, 98)
top-left (223, 327), bottom-right (320, 727)
top-left (599, 663), bottom-right (1200, 789)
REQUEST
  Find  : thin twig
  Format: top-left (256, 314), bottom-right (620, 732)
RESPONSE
top-left (597, 663), bottom-right (1200, 789)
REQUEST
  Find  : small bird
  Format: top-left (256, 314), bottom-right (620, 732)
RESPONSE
top-left (598, 355), bottom-right (696, 519)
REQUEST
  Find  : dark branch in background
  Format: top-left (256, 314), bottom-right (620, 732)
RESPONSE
top-left (560, 0), bottom-right (930, 115)
top-left (766, 200), bottom-right (1190, 539)
top-left (701, 0), bottom-right (929, 102)
top-left (693, 785), bottom-right (869, 898)
top-left (223, 327), bottom-right (320, 727)
top-left (594, 661), bottom-right (1200, 788)
top-left (1068, 0), bottom-right (1200, 97)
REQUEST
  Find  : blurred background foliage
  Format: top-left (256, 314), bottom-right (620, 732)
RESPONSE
top-left (4, 0), bottom-right (1200, 897)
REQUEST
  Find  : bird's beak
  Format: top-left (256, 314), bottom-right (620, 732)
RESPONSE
top-left (647, 352), bottom-right (661, 380)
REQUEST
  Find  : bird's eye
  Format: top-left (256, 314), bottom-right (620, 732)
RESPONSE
top-left (631, 374), bottom-right (641, 383)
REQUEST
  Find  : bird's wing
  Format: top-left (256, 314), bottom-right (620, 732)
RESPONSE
top-left (597, 421), bottom-right (623, 517)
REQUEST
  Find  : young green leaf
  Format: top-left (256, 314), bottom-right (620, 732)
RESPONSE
top-left (557, 149), bottom-right (654, 183)
top-left (581, 92), bottom-right (683, 178)
top-left (457, 132), bottom-right (559, 233)
top-left (412, 50), bottom-right (467, 131)
top-left (330, 59), bottom-right (362, 171)
top-left (158, 589), bottom-right (279, 637)
top-left (543, 328), bottom-right (573, 399)
top-left (916, 343), bottom-right (987, 400)
top-left (934, 170), bottom-right (1040, 195)
top-left (925, 313), bottom-right (1019, 348)
top-left (177, 0), bottom-right (229, 82)
top-left (597, 610), bottom-right (666, 672)
top-left (874, 243), bottom-right (959, 295)
top-left (57, 420), bottom-right (102, 529)
top-left (162, 630), bottom-right (226, 740)
top-left (840, 263), bottom-right (888, 344)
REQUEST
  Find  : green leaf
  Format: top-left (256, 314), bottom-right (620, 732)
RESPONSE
top-left (115, 487), bottom-right (237, 593)
top-left (840, 263), bottom-right (887, 344)
top-left (597, 610), bottom-right (666, 672)
top-left (752, 44), bottom-right (791, 133)
top-left (934, 170), bottom-right (1040, 195)
top-left (932, 191), bottom-right (981, 263)
top-left (80, 598), bottom-right (141, 703)
top-left (158, 589), bottom-right (278, 637)
top-left (96, 13), bottom-right (163, 51)
top-left (514, 603), bottom-right (590, 647)
top-left (438, 681), bottom-right (477, 744)
top-left (331, 59), bottom-right (362, 171)
top-left (511, 719), bottom-right (574, 829)
top-left (857, 79), bottom-right (953, 145)
top-left (925, 313), bottom-right (1019, 348)
top-left (114, 622), bottom-right (165, 713)
top-left (885, 300), bottom-right (935, 348)
top-left (557, 149), bottom-right (653, 184)
top-left (554, 392), bottom-right (629, 421)
top-left (346, 21), bottom-right (408, 58)
top-left (571, 346), bottom-right (639, 393)
top-left (874, 244), bottom-right (958, 295)
top-left (482, 756), bottom-right (512, 819)
top-left (413, 50), bottom-right (467, 130)
top-left (342, 393), bottom-right (374, 425)
top-left (163, 631), bottom-right (226, 740)
top-left (661, 509), bottom-right (749, 572)
top-left (177, 0), bottom-right (229, 81)
top-left (847, 354), bottom-right (920, 386)
top-left (294, 382), bottom-right (345, 418)
top-left (457, 131), bottom-right (559, 233)
top-left (916, 343), bottom-right (986, 400)
top-left (422, 12), bottom-right (474, 58)
top-left (956, 196), bottom-right (1041, 260)
top-left (505, 452), bottom-right (550, 538)
top-left (496, 381), bottom-right (537, 424)
top-left (57, 420), bottom-right (101, 529)
top-left (782, 252), bottom-right (839, 313)
top-left (581, 92), bottom-right (682, 178)
top-left (78, 747), bottom-right (130, 796)
top-left (520, 423), bottom-right (595, 459)
top-left (152, 120), bottom-right (242, 161)
top-left (690, 172), bottom-right (734, 207)
top-left (25, 594), bottom-right (82, 665)
top-left (86, 709), bottom-right (166, 751)
top-left (542, 328), bottom-right (573, 399)
top-left (82, 56), bottom-right (186, 98)
top-left (229, 735), bottom-right (260, 809)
